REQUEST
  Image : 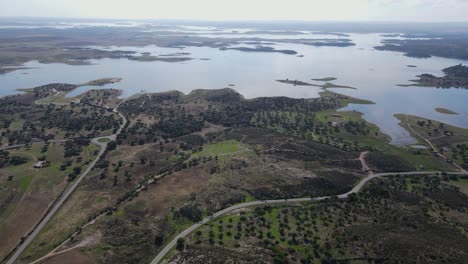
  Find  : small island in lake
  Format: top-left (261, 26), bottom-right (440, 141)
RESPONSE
top-left (435, 108), bottom-right (459, 115)
top-left (277, 79), bottom-right (314, 86)
top-left (221, 46), bottom-right (298, 55)
top-left (127, 54), bottom-right (193, 62)
top-left (312, 77), bottom-right (337, 82)
top-left (81, 78), bottom-right (123, 86)
top-left (277, 79), bottom-right (356, 89)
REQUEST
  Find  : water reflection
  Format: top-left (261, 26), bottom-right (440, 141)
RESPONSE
top-left (0, 33), bottom-right (467, 145)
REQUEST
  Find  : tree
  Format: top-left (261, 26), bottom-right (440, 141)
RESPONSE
top-left (9, 155), bottom-right (28, 166)
top-left (0, 150), bottom-right (10, 168)
top-left (176, 238), bottom-right (185, 251)
top-left (190, 192), bottom-right (197, 202)
top-left (154, 235), bottom-right (164, 246)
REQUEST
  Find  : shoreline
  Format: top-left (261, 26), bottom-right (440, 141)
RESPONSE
top-left (3, 79), bottom-right (467, 149)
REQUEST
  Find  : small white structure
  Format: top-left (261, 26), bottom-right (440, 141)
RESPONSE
top-left (34, 160), bottom-right (50, 169)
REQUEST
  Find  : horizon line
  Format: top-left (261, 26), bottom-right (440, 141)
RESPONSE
top-left (1, 16), bottom-right (468, 24)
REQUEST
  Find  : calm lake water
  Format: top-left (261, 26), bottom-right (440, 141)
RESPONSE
top-left (1, 32), bottom-right (467, 145)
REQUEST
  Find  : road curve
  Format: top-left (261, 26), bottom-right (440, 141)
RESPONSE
top-left (5, 106), bottom-right (127, 264)
top-left (150, 170), bottom-right (468, 264)
top-left (358, 151), bottom-right (372, 172)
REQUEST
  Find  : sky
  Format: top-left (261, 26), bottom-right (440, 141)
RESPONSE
top-left (1, 0), bottom-right (468, 22)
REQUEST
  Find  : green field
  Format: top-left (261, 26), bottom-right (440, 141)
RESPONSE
top-left (192, 140), bottom-right (242, 157)
top-left (98, 138), bottom-right (111, 143)
top-left (35, 91), bottom-right (79, 105)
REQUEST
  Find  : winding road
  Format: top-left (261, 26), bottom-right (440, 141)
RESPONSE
top-left (150, 170), bottom-right (468, 264)
top-left (4, 98), bottom-right (467, 264)
top-left (4, 106), bottom-right (127, 264)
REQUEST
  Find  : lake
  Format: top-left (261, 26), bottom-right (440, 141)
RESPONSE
top-left (0, 30), bottom-right (467, 145)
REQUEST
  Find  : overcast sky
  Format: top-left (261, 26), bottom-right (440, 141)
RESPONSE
top-left (1, 0), bottom-right (467, 22)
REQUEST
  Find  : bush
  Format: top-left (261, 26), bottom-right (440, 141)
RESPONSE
top-left (176, 238), bottom-right (185, 251)
top-left (176, 204), bottom-right (203, 222)
top-left (9, 155), bottom-right (28, 166)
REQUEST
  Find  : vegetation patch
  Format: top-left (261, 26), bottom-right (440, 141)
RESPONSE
top-left (399, 64), bottom-right (468, 89)
top-left (0, 142), bottom-right (99, 259)
top-left (13, 88), bottom-right (466, 264)
top-left (311, 77), bottom-right (337, 82)
top-left (436, 107), bottom-right (459, 115)
top-left (395, 114), bottom-right (468, 170)
top-left (192, 140), bottom-right (242, 157)
top-left (171, 175), bottom-right (468, 264)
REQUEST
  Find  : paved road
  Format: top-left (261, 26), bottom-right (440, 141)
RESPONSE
top-left (150, 170), bottom-right (468, 264)
top-left (5, 105), bottom-right (127, 264)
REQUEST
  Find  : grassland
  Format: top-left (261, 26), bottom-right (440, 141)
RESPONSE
top-left (192, 140), bottom-right (243, 158)
top-left (395, 114), bottom-right (468, 170)
top-left (0, 142), bottom-right (99, 259)
top-left (449, 176), bottom-right (468, 195)
top-left (396, 114), bottom-right (468, 140)
top-left (35, 92), bottom-right (80, 105)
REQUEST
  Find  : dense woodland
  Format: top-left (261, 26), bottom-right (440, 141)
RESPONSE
top-left (375, 36), bottom-right (468, 60)
top-left (0, 88), bottom-right (121, 145)
top-left (118, 89), bottom-right (371, 150)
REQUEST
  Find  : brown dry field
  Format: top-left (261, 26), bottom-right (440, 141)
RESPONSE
top-left (127, 165), bottom-right (211, 218)
top-left (18, 188), bottom-right (118, 263)
top-left (0, 190), bottom-right (60, 258)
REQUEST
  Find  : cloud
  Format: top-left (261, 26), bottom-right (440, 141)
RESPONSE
top-left (370, 0), bottom-right (468, 7)
top-left (0, 0), bottom-right (467, 22)
top-left (365, 0), bottom-right (468, 21)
